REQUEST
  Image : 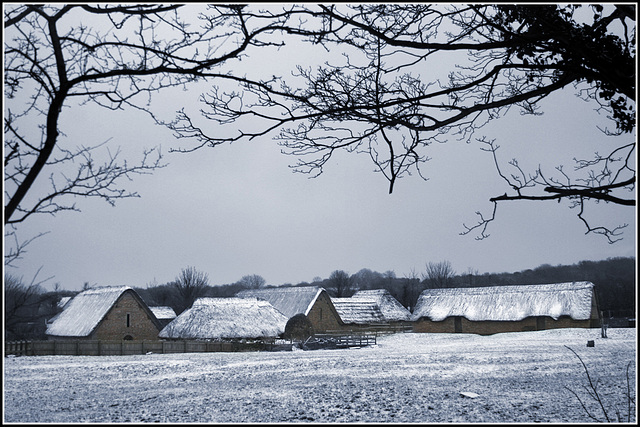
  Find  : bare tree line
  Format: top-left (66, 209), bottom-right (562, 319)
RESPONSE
top-left (4, 256), bottom-right (635, 341)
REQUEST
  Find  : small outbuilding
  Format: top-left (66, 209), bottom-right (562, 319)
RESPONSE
top-left (350, 289), bottom-right (412, 323)
top-left (331, 289), bottom-right (413, 332)
top-left (412, 281), bottom-right (600, 335)
top-left (149, 306), bottom-right (177, 328)
top-left (46, 286), bottom-right (161, 341)
top-left (331, 297), bottom-right (387, 331)
top-left (158, 297), bottom-right (288, 340)
top-left (236, 286), bottom-right (343, 333)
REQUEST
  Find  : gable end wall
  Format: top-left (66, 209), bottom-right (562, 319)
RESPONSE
top-left (90, 291), bottom-right (160, 340)
top-left (306, 292), bottom-right (343, 333)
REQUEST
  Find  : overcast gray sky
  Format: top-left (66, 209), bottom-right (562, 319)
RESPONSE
top-left (5, 4), bottom-right (636, 291)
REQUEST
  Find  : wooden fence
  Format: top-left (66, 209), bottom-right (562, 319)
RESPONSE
top-left (5, 329), bottom-right (397, 357)
top-left (325, 323), bottom-right (413, 336)
top-left (309, 331), bottom-right (378, 348)
top-left (4, 339), bottom-right (272, 357)
top-left (328, 332), bottom-right (377, 347)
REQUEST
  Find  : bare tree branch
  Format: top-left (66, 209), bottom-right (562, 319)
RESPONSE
top-left (167, 4), bottom-right (634, 242)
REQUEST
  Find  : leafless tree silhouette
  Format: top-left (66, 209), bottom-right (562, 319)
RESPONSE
top-left (3, 4), bottom-right (308, 263)
top-left (171, 266), bottom-right (209, 314)
top-left (168, 4), bottom-right (635, 241)
top-left (423, 260), bottom-right (456, 289)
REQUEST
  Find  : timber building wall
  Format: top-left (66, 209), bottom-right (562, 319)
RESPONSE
top-left (413, 316), bottom-right (596, 335)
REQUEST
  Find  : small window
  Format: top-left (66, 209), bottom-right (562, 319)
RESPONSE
top-left (123, 335), bottom-right (133, 341)
top-left (126, 313), bottom-right (131, 328)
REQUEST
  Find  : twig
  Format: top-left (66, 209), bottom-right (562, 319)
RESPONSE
top-left (564, 345), bottom-right (611, 422)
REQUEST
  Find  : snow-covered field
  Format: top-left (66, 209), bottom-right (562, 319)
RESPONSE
top-left (3, 328), bottom-right (636, 423)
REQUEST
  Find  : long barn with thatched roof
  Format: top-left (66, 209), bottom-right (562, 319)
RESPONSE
top-left (411, 282), bottom-right (600, 335)
top-left (236, 286), bottom-right (343, 333)
top-left (158, 297), bottom-right (288, 340)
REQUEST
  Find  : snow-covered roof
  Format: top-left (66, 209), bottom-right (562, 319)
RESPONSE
top-left (57, 296), bottom-right (72, 309)
top-left (46, 296), bottom-right (74, 325)
top-left (150, 306), bottom-right (176, 320)
top-left (158, 297), bottom-right (288, 340)
top-left (46, 286), bottom-right (133, 337)
top-left (411, 282), bottom-right (596, 322)
top-left (350, 289), bottom-right (412, 321)
top-left (236, 286), bottom-right (325, 318)
top-left (331, 298), bottom-right (387, 324)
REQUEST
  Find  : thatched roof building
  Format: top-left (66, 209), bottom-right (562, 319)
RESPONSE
top-left (412, 282), bottom-right (600, 335)
top-left (330, 289), bottom-right (412, 332)
top-left (46, 286), bottom-right (161, 340)
top-left (331, 298), bottom-right (387, 325)
top-left (350, 289), bottom-right (412, 322)
top-left (158, 297), bottom-right (288, 340)
top-left (236, 286), bottom-right (322, 318)
top-left (236, 286), bottom-right (343, 333)
top-left (149, 306), bottom-right (177, 328)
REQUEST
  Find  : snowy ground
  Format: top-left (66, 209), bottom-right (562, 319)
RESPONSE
top-left (3, 328), bottom-right (636, 423)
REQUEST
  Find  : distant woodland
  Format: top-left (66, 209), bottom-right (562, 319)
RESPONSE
top-left (135, 257), bottom-right (636, 318)
top-left (5, 257), bottom-right (636, 341)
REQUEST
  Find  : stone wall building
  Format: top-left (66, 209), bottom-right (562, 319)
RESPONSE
top-left (46, 286), bottom-right (161, 341)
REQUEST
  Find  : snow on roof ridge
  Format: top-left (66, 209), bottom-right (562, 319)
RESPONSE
top-left (196, 296), bottom-right (263, 305)
top-left (421, 282), bottom-right (594, 296)
top-left (80, 285), bottom-right (131, 294)
top-left (238, 286), bottom-right (322, 295)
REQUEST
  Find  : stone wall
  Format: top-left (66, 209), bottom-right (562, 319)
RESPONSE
top-left (91, 291), bottom-right (160, 341)
top-left (306, 291), bottom-right (344, 333)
